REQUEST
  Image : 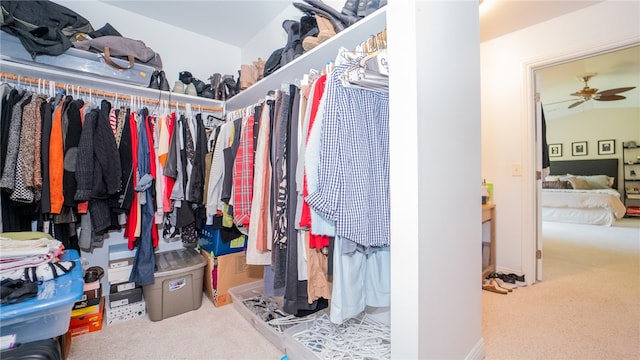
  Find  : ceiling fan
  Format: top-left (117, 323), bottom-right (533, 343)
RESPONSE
top-left (565, 73), bottom-right (636, 109)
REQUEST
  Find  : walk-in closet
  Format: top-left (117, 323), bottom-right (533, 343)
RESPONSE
top-left (0, 1), bottom-right (482, 359)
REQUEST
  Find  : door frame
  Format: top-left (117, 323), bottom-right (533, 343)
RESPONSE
top-left (522, 38), bottom-right (640, 283)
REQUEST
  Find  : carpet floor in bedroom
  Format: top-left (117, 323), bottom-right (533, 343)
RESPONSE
top-left (482, 218), bottom-right (640, 360)
top-left (66, 218), bottom-right (640, 359)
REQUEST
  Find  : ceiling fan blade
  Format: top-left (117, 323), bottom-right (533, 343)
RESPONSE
top-left (568, 100), bottom-right (585, 109)
top-left (595, 94), bottom-right (626, 101)
top-left (597, 86), bottom-right (636, 96)
top-left (545, 99), bottom-right (576, 105)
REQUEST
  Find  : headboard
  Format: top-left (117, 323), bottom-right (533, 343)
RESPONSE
top-left (549, 159), bottom-right (618, 188)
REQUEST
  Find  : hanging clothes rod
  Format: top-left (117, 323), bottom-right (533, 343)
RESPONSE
top-left (0, 60), bottom-right (224, 113)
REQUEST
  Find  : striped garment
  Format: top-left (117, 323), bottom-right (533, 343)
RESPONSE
top-left (305, 61), bottom-right (390, 247)
top-left (232, 114), bottom-right (255, 228)
top-left (109, 107), bottom-right (117, 135)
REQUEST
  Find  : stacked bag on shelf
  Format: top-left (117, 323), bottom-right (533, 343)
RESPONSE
top-left (0, 0), bottom-right (164, 82)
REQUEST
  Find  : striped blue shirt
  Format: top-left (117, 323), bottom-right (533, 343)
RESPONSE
top-left (305, 61), bottom-right (390, 247)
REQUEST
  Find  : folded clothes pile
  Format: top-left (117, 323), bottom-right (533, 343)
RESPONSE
top-left (0, 232), bottom-right (74, 283)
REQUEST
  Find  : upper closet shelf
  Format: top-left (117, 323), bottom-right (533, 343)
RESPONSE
top-left (0, 59), bottom-right (224, 112)
top-left (224, 7), bottom-right (387, 112)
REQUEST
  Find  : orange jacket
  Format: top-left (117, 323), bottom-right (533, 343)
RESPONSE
top-left (49, 98), bottom-right (65, 214)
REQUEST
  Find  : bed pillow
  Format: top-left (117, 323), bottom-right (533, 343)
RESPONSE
top-left (542, 180), bottom-right (571, 189)
top-left (545, 175), bottom-right (561, 182)
top-left (577, 175), bottom-right (611, 189)
top-left (566, 177), bottom-right (591, 190)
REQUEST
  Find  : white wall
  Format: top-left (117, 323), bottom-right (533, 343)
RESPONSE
top-left (57, 0), bottom-right (241, 86)
top-left (481, 1), bottom-right (640, 275)
top-left (241, 1), bottom-right (346, 65)
top-left (389, 1), bottom-right (482, 358)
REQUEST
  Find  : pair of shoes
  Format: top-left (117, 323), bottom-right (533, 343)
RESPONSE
top-left (209, 73), bottom-right (240, 100)
top-left (482, 279), bottom-right (508, 294)
top-left (222, 75), bottom-right (239, 99)
top-left (302, 14), bottom-right (337, 51)
top-left (492, 277), bottom-right (515, 292)
top-left (149, 70), bottom-right (170, 91)
top-left (172, 80), bottom-right (197, 96)
top-left (209, 73), bottom-right (224, 101)
top-left (487, 272), bottom-right (526, 287)
top-left (239, 57), bottom-right (267, 90)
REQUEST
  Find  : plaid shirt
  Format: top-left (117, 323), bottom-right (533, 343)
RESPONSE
top-left (233, 114), bottom-right (255, 228)
top-left (305, 61), bottom-right (390, 247)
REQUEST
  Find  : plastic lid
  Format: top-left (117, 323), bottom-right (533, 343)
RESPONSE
top-left (0, 250), bottom-right (83, 321)
top-left (153, 248), bottom-right (206, 277)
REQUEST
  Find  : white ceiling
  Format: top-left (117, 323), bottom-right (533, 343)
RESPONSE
top-left (539, 45), bottom-right (640, 119)
top-left (102, 0), bottom-right (602, 46)
top-left (479, 0), bottom-right (601, 42)
top-left (99, 0), bottom-right (638, 118)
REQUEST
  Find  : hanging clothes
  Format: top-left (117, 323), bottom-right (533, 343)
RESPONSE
top-left (304, 60), bottom-right (391, 323)
top-left (246, 99), bottom-right (274, 265)
top-left (129, 108), bottom-right (156, 286)
top-left (0, 89), bottom-right (39, 231)
top-left (87, 100), bottom-right (122, 234)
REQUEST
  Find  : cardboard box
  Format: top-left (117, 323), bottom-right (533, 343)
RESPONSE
top-left (201, 249), bottom-right (264, 307)
top-left (108, 265), bottom-right (133, 285)
top-left (69, 297), bottom-right (104, 337)
top-left (72, 283), bottom-right (102, 310)
top-left (108, 287), bottom-right (143, 308)
top-left (110, 281), bottom-right (136, 293)
top-left (108, 243), bottom-right (136, 269)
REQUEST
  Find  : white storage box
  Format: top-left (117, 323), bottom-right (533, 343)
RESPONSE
top-left (105, 297), bottom-right (146, 326)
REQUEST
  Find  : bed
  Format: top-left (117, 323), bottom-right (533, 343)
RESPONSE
top-left (542, 159), bottom-right (627, 226)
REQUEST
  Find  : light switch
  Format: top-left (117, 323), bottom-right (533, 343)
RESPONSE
top-left (512, 163), bottom-right (522, 176)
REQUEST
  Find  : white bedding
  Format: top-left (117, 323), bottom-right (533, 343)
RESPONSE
top-left (541, 188), bottom-right (627, 226)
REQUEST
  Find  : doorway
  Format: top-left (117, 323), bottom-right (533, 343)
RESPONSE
top-left (530, 43), bottom-right (640, 280)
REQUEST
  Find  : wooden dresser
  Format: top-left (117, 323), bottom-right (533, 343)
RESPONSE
top-left (482, 204), bottom-right (496, 281)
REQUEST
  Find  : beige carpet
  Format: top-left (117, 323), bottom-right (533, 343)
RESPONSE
top-left (67, 294), bottom-right (284, 360)
top-left (482, 218), bottom-right (640, 360)
top-left (68, 219), bottom-right (639, 359)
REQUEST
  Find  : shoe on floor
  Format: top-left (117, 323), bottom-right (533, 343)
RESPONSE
top-left (493, 277), bottom-right (515, 291)
top-left (483, 279), bottom-right (508, 294)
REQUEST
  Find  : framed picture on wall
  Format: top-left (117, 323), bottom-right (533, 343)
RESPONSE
top-left (549, 144), bottom-right (562, 157)
top-left (598, 139), bottom-right (615, 155)
top-left (572, 141), bottom-right (588, 156)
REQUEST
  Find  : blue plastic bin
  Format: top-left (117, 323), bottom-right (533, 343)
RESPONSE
top-left (198, 225), bottom-right (247, 256)
top-left (0, 250), bottom-right (84, 344)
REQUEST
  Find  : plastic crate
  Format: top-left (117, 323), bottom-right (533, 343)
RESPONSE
top-left (283, 311), bottom-right (391, 360)
top-left (229, 281), bottom-right (324, 353)
top-left (0, 250), bottom-right (84, 344)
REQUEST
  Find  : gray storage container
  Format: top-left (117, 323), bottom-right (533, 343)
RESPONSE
top-left (1, 32), bottom-right (157, 87)
top-left (142, 248), bottom-right (207, 321)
